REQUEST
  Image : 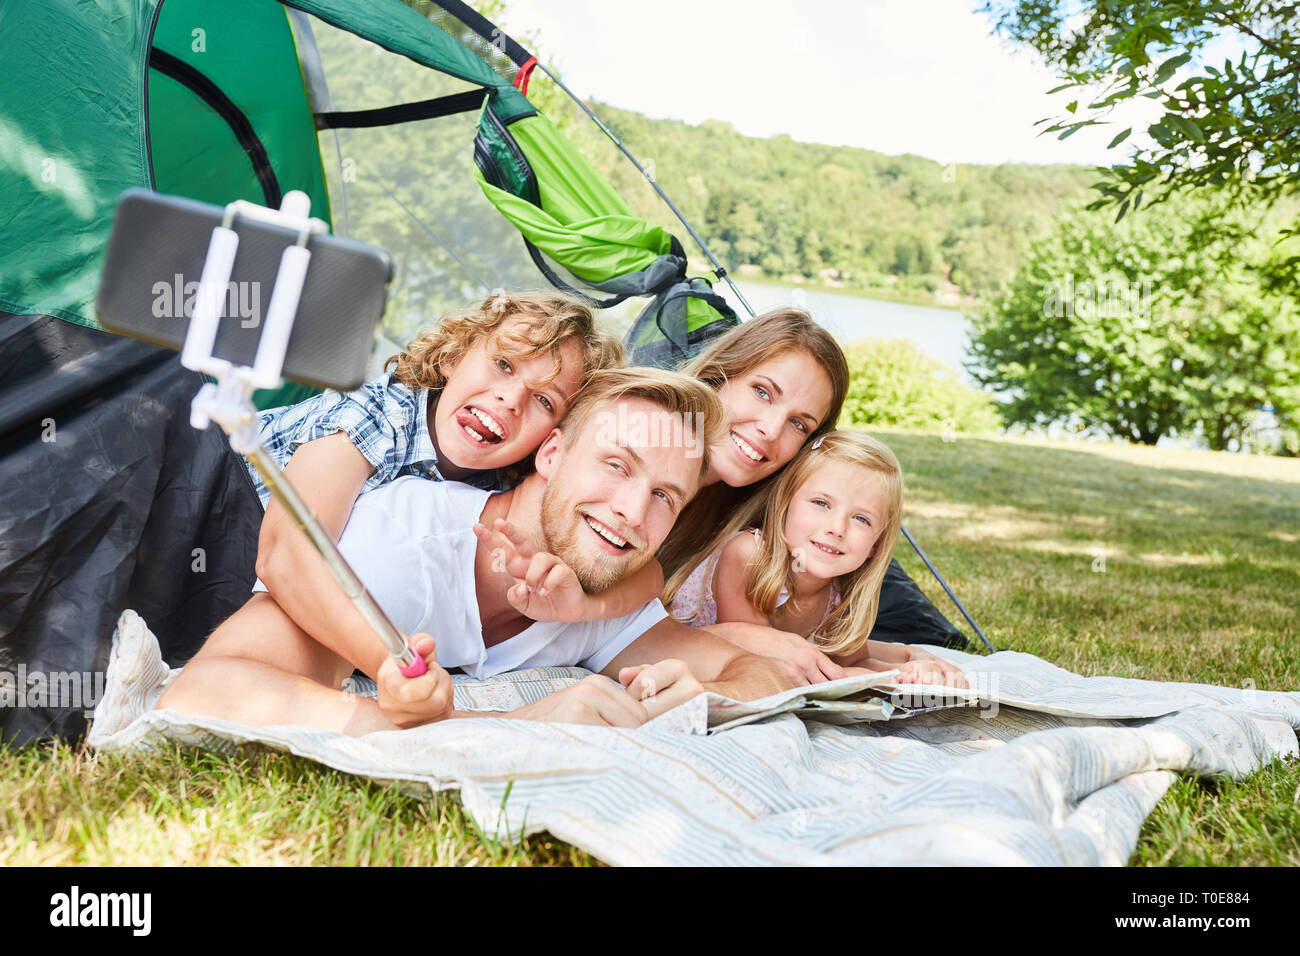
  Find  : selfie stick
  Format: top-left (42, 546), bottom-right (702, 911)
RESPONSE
top-left (180, 190), bottom-right (427, 678)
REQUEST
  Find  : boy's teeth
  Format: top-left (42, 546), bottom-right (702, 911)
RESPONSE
top-left (462, 424), bottom-right (487, 442)
top-left (470, 407), bottom-right (504, 438)
top-left (731, 432), bottom-right (763, 461)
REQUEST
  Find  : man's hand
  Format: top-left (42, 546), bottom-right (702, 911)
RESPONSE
top-left (506, 674), bottom-right (651, 726)
top-left (375, 635), bottom-right (454, 728)
top-left (618, 659), bottom-right (705, 719)
top-left (474, 518), bottom-right (589, 622)
top-left (705, 623), bottom-right (847, 685)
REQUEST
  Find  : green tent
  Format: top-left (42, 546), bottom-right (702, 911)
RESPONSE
top-left (0, 0), bottom-right (752, 745)
top-left (0, 0), bottom-right (739, 385)
top-left (0, 0), bottom-right (976, 746)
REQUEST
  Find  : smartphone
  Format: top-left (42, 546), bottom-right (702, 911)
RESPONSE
top-left (96, 189), bottom-right (392, 391)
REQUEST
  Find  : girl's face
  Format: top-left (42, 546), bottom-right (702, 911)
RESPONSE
top-left (707, 349), bottom-right (833, 487)
top-left (433, 318), bottom-right (585, 473)
top-left (782, 460), bottom-right (887, 580)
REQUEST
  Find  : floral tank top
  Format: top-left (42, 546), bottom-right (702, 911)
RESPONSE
top-left (669, 530), bottom-right (842, 628)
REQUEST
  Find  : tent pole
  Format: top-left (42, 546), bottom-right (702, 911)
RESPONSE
top-left (899, 525), bottom-right (995, 652)
top-left (536, 64), bottom-right (756, 319)
top-left (533, 57), bottom-right (995, 652)
top-left (535, 68), bottom-right (996, 652)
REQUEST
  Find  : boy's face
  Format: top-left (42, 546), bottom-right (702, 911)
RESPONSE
top-left (538, 397), bottom-right (700, 593)
top-left (433, 319), bottom-right (585, 473)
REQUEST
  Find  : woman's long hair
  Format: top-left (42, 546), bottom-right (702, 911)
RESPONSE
top-left (657, 308), bottom-right (849, 582)
top-left (666, 430), bottom-right (904, 658)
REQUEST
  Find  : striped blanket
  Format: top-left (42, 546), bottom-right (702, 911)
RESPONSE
top-left (89, 616), bottom-right (1300, 865)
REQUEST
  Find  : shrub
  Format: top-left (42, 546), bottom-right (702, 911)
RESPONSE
top-left (839, 337), bottom-right (1001, 434)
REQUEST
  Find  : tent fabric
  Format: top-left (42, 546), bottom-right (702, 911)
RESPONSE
top-left (473, 108), bottom-right (740, 364)
top-left (149, 0), bottom-right (332, 217)
top-left (0, 313), bottom-right (263, 746)
top-left (0, 0), bottom-right (159, 330)
top-left (0, 0), bottom-right (972, 746)
top-left (0, 0), bottom-right (533, 335)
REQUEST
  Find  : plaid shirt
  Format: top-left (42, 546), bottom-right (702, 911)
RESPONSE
top-left (246, 374), bottom-right (508, 508)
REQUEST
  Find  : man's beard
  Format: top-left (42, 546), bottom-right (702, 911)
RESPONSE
top-left (539, 472), bottom-right (645, 594)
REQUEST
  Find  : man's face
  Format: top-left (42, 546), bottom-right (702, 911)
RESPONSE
top-left (539, 397), bottom-right (701, 593)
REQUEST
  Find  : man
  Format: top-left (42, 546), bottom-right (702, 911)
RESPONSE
top-left (157, 368), bottom-right (794, 733)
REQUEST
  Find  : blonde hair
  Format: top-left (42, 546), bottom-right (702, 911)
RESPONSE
top-left (657, 308), bottom-right (850, 578)
top-left (664, 430), bottom-right (903, 658)
top-left (557, 366), bottom-right (728, 485)
top-left (385, 290), bottom-right (626, 392)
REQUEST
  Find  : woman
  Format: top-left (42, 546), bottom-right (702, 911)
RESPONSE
top-left (658, 307), bottom-right (849, 581)
top-left (660, 307), bottom-right (956, 685)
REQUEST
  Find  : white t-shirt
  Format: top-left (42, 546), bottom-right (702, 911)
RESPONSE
top-left (254, 477), bottom-right (666, 677)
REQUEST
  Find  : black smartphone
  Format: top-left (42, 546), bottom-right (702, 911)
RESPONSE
top-left (96, 189), bottom-right (393, 391)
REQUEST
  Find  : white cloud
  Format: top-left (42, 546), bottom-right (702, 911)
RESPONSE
top-left (502, 0), bottom-right (1159, 166)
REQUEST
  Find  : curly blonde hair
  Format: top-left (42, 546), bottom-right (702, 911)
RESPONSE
top-left (385, 290), bottom-right (626, 392)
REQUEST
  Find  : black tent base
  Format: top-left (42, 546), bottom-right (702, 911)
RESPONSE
top-left (0, 313), bottom-right (263, 745)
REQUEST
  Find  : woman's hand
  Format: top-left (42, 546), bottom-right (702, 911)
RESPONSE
top-left (702, 622), bottom-right (847, 685)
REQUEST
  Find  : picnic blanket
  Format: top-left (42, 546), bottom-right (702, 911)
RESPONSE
top-left (88, 612), bottom-right (1300, 866)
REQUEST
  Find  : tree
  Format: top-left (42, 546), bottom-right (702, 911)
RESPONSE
top-left (981, 1), bottom-right (1300, 287)
top-left (967, 195), bottom-right (1300, 448)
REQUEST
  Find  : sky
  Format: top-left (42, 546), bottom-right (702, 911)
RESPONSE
top-left (502, 0), bottom-right (1163, 167)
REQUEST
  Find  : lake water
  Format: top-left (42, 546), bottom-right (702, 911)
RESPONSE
top-left (718, 280), bottom-right (974, 378)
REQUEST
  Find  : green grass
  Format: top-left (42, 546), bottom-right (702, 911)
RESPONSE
top-left (0, 741), bottom-right (595, 866)
top-left (882, 430), bottom-right (1300, 866)
top-left (2, 432), bottom-right (1296, 865)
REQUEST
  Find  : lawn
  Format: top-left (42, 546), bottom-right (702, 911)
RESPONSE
top-left (2, 432), bottom-right (1297, 865)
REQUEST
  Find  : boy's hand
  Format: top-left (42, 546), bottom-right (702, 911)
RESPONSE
top-left (375, 635), bottom-right (454, 728)
top-left (474, 518), bottom-right (590, 622)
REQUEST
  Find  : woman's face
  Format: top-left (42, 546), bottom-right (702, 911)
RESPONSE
top-left (706, 349), bottom-right (834, 487)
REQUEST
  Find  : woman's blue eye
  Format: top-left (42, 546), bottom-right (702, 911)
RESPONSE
top-left (855, 515), bottom-right (870, 525)
top-left (753, 384), bottom-right (769, 400)
top-left (792, 419), bottom-right (808, 433)
top-left (607, 460), bottom-right (625, 474)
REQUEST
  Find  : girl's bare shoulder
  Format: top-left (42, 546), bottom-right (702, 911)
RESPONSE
top-left (717, 528), bottom-right (761, 568)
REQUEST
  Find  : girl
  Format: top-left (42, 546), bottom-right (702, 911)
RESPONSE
top-left (666, 431), bottom-right (966, 686)
top-left (252, 291), bottom-right (662, 674)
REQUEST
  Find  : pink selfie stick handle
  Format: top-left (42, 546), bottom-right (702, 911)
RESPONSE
top-left (398, 652), bottom-right (428, 678)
